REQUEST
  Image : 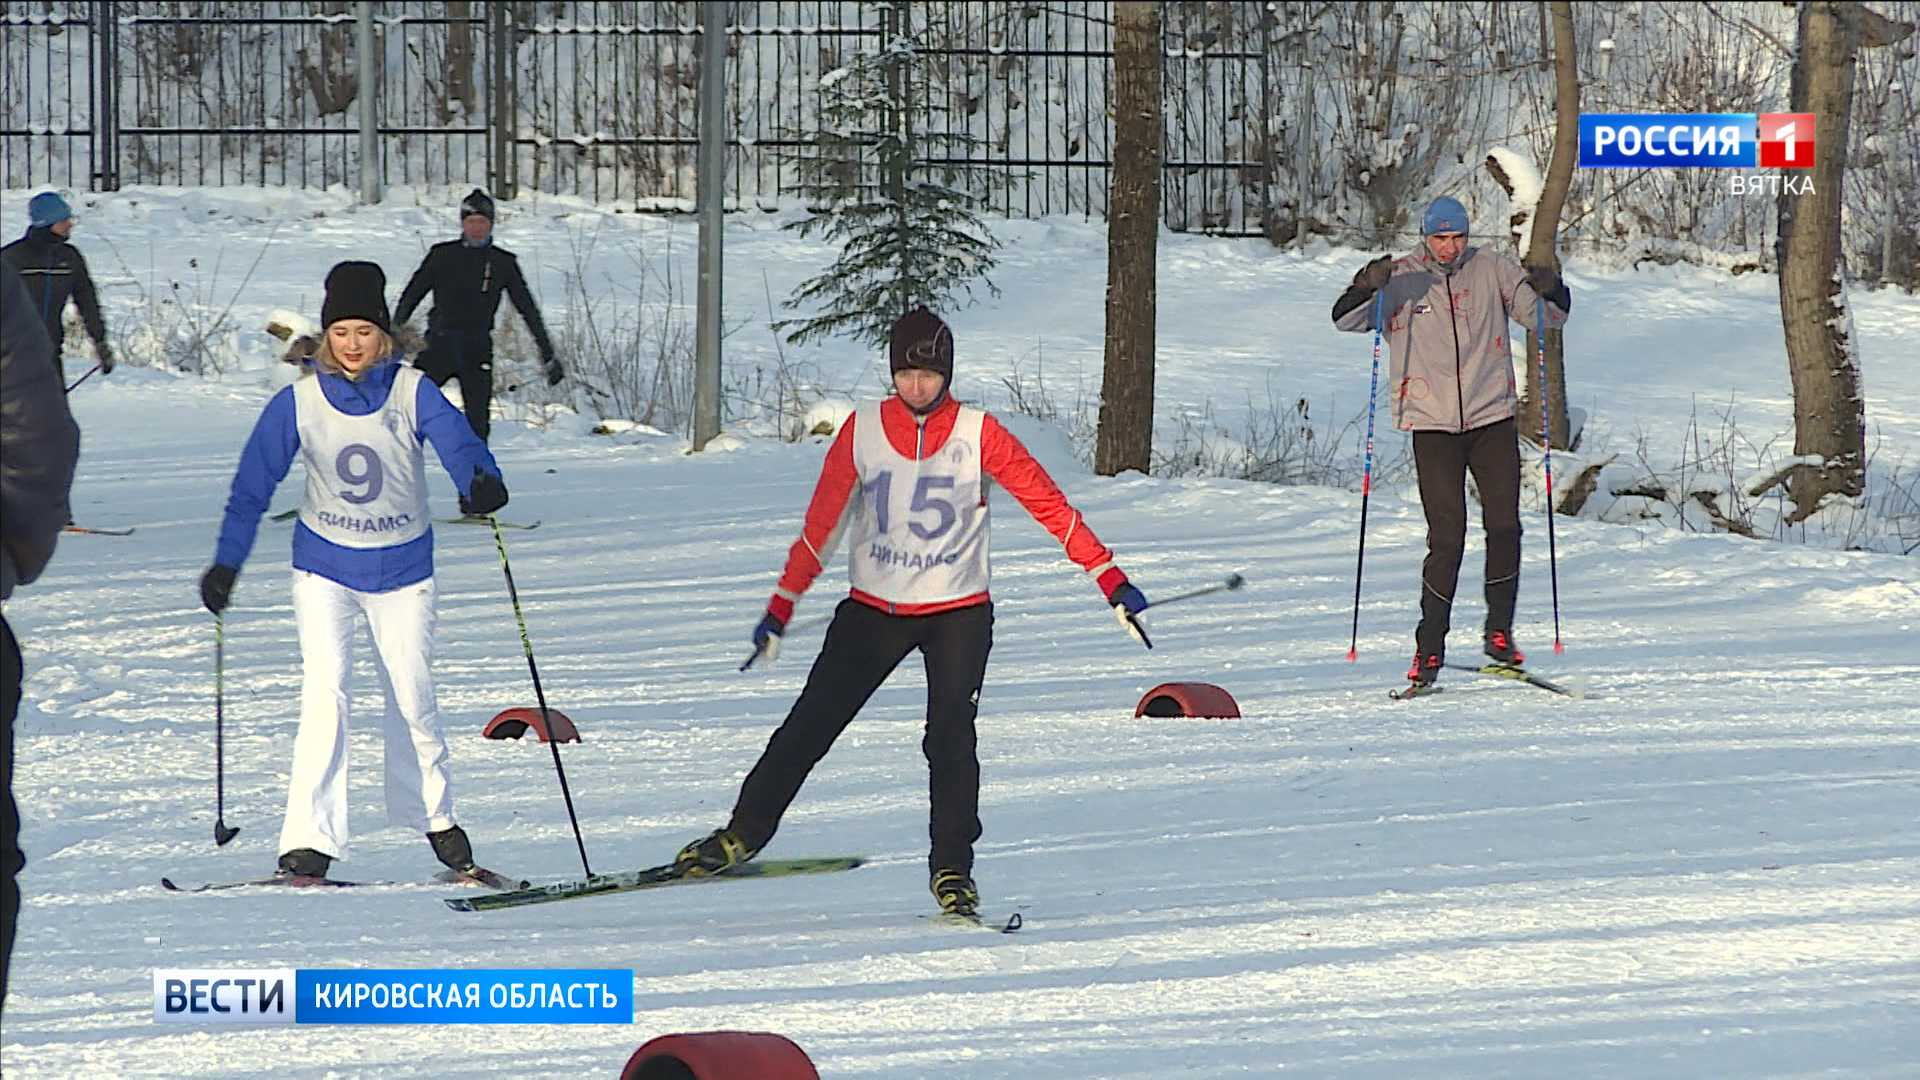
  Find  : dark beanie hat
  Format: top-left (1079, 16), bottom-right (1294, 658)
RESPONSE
top-left (888, 305), bottom-right (953, 379)
top-left (320, 261), bottom-right (392, 333)
top-left (460, 188), bottom-right (496, 220)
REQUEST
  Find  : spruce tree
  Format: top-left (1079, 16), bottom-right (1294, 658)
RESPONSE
top-left (779, 4), bottom-right (1001, 349)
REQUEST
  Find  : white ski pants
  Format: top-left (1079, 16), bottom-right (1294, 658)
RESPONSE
top-left (279, 571), bottom-right (456, 860)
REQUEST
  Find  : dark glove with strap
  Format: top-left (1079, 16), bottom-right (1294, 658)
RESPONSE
top-left (1332, 255), bottom-right (1396, 322)
top-left (98, 342), bottom-right (115, 375)
top-left (1525, 263), bottom-right (1572, 312)
top-left (200, 564), bottom-right (238, 614)
top-left (740, 610), bottom-right (786, 670)
top-left (460, 467), bottom-right (509, 517)
top-left (1098, 568), bottom-right (1152, 649)
top-left (543, 355), bottom-right (565, 387)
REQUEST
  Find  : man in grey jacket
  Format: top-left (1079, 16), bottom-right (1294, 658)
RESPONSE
top-left (1, 261), bottom-right (82, 1009)
top-left (1331, 196), bottom-right (1571, 691)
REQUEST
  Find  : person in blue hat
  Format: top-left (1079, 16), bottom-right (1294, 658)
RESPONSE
top-left (1331, 195), bottom-right (1572, 692)
top-left (1, 192), bottom-right (113, 382)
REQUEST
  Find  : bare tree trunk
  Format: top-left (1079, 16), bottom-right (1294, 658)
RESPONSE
top-left (443, 1), bottom-right (477, 124)
top-left (1096, 2), bottom-right (1162, 477)
top-left (1520, 0), bottom-right (1577, 452)
top-left (1773, 1), bottom-right (1869, 520)
top-left (296, 0), bottom-right (358, 118)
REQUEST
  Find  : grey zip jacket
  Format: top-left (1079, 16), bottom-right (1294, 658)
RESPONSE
top-left (1333, 245), bottom-right (1569, 432)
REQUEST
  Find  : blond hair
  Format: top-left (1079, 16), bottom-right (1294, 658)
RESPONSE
top-left (311, 324), bottom-right (398, 379)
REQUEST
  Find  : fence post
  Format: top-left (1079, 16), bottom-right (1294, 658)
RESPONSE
top-left (357, 0), bottom-right (380, 204)
top-left (95, 0), bottom-right (120, 191)
top-left (692, 1), bottom-right (727, 451)
top-left (489, 1), bottom-right (516, 199)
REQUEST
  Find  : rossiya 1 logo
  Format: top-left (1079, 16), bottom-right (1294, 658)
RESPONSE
top-left (1756, 113), bottom-right (1815, 168)
top-left (1580, 113), bottom-right (1816, 196)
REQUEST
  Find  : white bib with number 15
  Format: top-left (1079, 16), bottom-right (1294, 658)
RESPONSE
top-left (847, 401), bottom-right (990, 605)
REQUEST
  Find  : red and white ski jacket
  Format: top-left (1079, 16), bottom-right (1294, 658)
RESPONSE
top-left (766, 394), bottom-right (1128, 620)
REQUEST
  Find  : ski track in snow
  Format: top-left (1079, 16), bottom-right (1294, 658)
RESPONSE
top-left (1, 187), bottom-right (1916, 1078)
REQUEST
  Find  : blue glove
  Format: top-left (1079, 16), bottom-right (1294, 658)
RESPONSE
top-left (1106, 582), bottom-right (1148, 616)
top-left (1103, 578), bottom-right (1152, 649)
top-left (740, 612), bottom-right (785, 671)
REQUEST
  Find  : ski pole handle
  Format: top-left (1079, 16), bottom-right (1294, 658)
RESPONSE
top-left (1113, 605), bottom-right (1154, 650)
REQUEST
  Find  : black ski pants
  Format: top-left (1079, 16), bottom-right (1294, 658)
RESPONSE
top-left (415, 330), bottom-right (495, 443)
top-left (1413, 417), bottom-right (1523, 658)
top-left (729, 599), bottom-right (993, 876)
top-left (3, 615), bottom-right (23, 1011)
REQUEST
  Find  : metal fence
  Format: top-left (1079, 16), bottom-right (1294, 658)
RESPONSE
top-left (3, 1), bottom-right (1274, 236)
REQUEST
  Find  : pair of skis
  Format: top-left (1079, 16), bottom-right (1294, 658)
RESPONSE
top-left (162, 866), bottom-right (527, 894)
top-left (447, 857), bottom-right (1021, 930)
top-left (1389, 661), bottom-right (1580, 700)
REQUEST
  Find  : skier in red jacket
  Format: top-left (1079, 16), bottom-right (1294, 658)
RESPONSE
top-left (672, 306), bottom-right (1149, 918)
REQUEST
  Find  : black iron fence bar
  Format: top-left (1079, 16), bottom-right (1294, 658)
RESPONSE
top-left (116, 126), bottom-right (487, 136)
top-left (110, 16), bottom-right (485, 25)
top-left (917, 47), bottom-right (1115, 58)
top-left (520, 26), bottom-right (874, 36)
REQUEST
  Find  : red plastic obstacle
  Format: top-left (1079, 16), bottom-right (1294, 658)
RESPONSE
top-left (481, 706), bottom-right (580, 743)
top-left (1134, 682), bottom-right (1241, 719)
top-left (621, 1032), bottom-right (819, 1080)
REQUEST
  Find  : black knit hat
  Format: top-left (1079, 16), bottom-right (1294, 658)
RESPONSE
top-left (460, 188), bottom-right (496, 220)
top-left (320, 261), bottom-right (392, 333)
top-left (888, 305), bottom-right (953, 380)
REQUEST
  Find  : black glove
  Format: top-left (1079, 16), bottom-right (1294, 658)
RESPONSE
top-left (1525, 263), bottom-right (1571, 310)
top-left (543, 357), bottom-right (565, 386)
top-left (1332, 256), bottom-right (1396, 322)
top-left (1353, 255), bottom-right (1395, 292)
top-left (200, 564), bottom-right (238, 614)
top-left (98, 342), bottom-right (115, 375)
top-left (460, 467), bottom-right (509, 516)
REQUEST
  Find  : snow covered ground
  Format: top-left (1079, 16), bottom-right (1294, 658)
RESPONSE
top-left (1, 186), bottom-right (1916, 1077)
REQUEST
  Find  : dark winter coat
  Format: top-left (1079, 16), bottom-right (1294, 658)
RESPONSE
top-left (0, 226), bottom-right (109, 357)
top-left (1332, 244), bottom-right (1569, 433)
top-left (393, 240), bottom-right (556, 364)
top-left (1, 263), bottom-right (81, 600)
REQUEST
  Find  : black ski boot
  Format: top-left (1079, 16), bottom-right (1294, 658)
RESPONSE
top-left (931, 868), bottom-right (979, 918)
top-left (428, 825), bottom-right (476, 874)
top-left (672, 828), bottom-right (756, 878)
top-left (276, 848), bottom-right (332, 880)
top-left (1483, 629), bottom-right (1526, 668)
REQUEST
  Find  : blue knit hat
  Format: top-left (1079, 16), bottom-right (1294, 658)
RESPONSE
top-left (1422, 196), bottom-right (1468, 236)
top-left (28, 191), bottom-right (72, 228)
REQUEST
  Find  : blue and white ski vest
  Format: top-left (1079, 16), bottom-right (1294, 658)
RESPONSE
top-left (294, 365), bottom-right (431, 548)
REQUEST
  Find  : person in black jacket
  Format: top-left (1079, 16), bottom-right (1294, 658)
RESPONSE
top-left (1, 261), bottom-right (83, 1010)
top-left (0, 192), bottom-right (113, 382)
top-left (393, 189), bottom-right (562, 443)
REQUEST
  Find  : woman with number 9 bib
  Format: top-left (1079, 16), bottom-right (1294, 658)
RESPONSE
top-left (671, 306), bottom-right (1150, 920)
top-left (198, 261), bottom-right (508, 884)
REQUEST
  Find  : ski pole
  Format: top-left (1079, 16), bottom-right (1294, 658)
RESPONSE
top-left (1347, 290), bottom-right (1385, 662)
top-left (214, 613), bottom-right (239, 846)
top-left (64, 364), bottom-right (100, 394)
top-left (490, 516), bottom-right (594, 878)
top-left (1145, 573), bottom-right (1246, 610)
top-left (1537, 296), bottom-right (1564, 655)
